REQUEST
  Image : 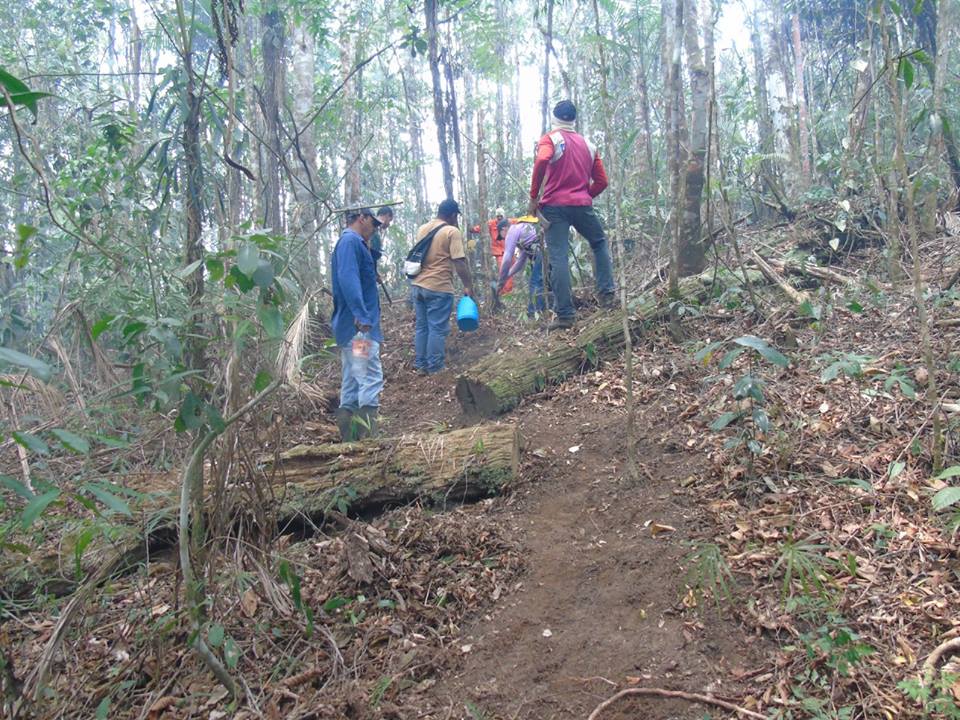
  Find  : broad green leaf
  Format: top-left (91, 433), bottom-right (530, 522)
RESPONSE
top-left (937, 466), bottom-right (960, 480)
top-left (847, 301), bottom-right (864, 313)
top-left (932, 487), bottom-right (960, 512)
top-left (323, 596), bottom-right (350, 612)
top-left (889, 460), bottom-right (906, 480)
top-left (258, 305), bottom-right (284, 338)
top-left (710, 411), bottom-right (740, 431)
top-left (252, 261), bottom-right (275, 288)
top-left (0, 474), bottom-right (34, 500)
top-left (237, 242), bottom-right (259, 276)
top-left (254, 370), bottom-right (272, 393)
top-left (0, 69), bottom-right (51, 119)
top-left (176, 259), bottom-right (204, 279)
top-left (0, 68), bottom-right (30, 95)
top-left (206, 257), bottom-right (225, 282)
top-left (718, 348), bottom-right (744, 370)
top-left (899, 57), bottom-right (914, 89)
top-left (21, 488), bottom-right (60, 528)
top-left (93, 434), bottom-right (130, 449)
top-left (95, 696), bottom-right (110, 720)
top-left (14, 224), bottom-right (36, 270)
top-left (693, 341), bottom-right (723, 366)
top-left (12, 431), bottom-right (49, 455)
top-left (0, 347), bottom-right (51, 381)
top-left (753, 408), bottom-right (772, 433)
top-left (208, 623), bottom-right (225, 648)
top-left (227, 266), bottom-right (255, 293)
top-left (176, 392), bottom-right (205, 432)
top-left (122, 321), bottom-right (148, 341)
top-left (224, 636), bottom-right (240, 669)
top-left (50, 429), bottom-right (90, 455)
top-left (91, 315), bottom-right (115, 340)
top-left (733, 335), bottom-right (789, 367)
top-left (204, 403), bottom-right (226, 434)
top-left (83, 483), bottom-right (132, 517)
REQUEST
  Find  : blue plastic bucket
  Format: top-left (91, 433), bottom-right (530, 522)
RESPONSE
top-left (456, 295), bottom-right (479, 331)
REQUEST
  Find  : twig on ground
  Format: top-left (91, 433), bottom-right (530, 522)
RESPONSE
top-left (586, 686), bottom-right (765, 720)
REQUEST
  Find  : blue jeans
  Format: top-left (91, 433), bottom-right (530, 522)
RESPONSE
top-left (528, 256), bottom-right (546, 315)
top-left (412, 286), bottom-right (453, 373)
top-left (541, 204), bottom-right (615, 319)
top-left (339, 340), bottom-right (383, 410)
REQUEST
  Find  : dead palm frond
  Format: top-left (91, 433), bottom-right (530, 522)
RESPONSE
top-left (277, 290), bottom-right (320, 386)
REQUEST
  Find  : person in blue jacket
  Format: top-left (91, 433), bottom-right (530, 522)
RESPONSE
top-left (331, 207), bottom-right (383, 440)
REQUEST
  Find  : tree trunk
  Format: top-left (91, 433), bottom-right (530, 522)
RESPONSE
top-left (401, 53), bottom-right (428, 219)
top-left (289, 18), bottom-right (321, 279)
top-left (456, 275), bottom-right (716, 418)
top-left (540, 0), bottom-right (554, 137)
top-left (260, 6), bottom-right (285, 232)
top-left (750, 23), bottom-right (783, 213)
top-left (678, 0), bottom-right (707, 276)
top-left (426, 0), bottom-right (454, 198)
top-left (791, 13), bottom-right (811, 189)
top-left (3, 424), bottom-right (520, 601)
top-left (634, 6), bottom-right (657, 216)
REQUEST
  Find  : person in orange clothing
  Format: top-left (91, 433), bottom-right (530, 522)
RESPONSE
top-left (487, 207), bottom-right (514, 294)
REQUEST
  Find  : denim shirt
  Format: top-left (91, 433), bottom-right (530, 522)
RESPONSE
top-left (331, 229), bottom-right (382, 347)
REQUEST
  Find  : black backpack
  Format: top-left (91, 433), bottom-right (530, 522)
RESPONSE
top-left (403, 223), bottom-right (448, 278)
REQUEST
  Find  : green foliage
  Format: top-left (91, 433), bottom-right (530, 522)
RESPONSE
top-left (696, 335), bottom-right (789, 475)
top-left (773, 534), bottom-right (834, 601)
top-left (0, 67), bottom-right (53, 119)
top-left (278, 559), bottom-right (315, 638)
top-left (899, 674), bottom-right (960, 719)
top-left (684, 542), bottom-right (736, 610)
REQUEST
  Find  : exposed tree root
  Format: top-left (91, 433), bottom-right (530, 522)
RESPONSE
top-left (586, 686), bottom-right (765, 720)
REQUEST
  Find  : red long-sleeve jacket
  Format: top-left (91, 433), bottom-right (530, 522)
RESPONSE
top-left (529, 130), bottom-right (608, 207)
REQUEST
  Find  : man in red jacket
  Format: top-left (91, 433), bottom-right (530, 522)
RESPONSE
top-left (527, 100), bottom-right (615, 329)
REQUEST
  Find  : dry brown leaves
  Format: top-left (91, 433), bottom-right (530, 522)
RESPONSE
top-left (6, 503), bottom-right (521, 719)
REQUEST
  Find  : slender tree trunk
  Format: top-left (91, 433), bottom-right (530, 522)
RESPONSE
top-left (666, 0), bottom-right (685, 298)
top-left (260, 6), bottom-right (285, 231)
top-left (289, 18), bottom-right (321, 278)
top-left (426, 0), bottom-right (454, 198)
top-left (127, 0), bottom-right (142, 113)
top-left (540, 0), bottom-right (554, 136)
top-left (791, 13), bottom-right (811, 189)
top-left (634, 7), bottom-right (657, 214)
top-left (400, 53), bottom-right (428, 218)
top-left (678, 0), bottom-right (707, 276)
top-left (751, 23), bottom-right (783, 211)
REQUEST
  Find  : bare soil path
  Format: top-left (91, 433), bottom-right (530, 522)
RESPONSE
top-left (376, 306), bottom-right (767, 719)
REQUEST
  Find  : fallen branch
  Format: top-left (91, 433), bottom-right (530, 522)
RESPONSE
top-left (586, 686), bottom-right (765, 720)
top-left (750, 250), bottom-right (810, 306)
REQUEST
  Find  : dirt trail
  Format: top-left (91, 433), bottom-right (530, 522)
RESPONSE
top-left (377, 306), bottom-right (766, 719)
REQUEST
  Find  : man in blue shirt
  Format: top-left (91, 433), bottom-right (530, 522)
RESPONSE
top-left (331, 207), bottom-right (383, 441)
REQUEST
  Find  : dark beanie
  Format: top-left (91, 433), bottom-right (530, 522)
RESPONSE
top-left (553, 100), bottom-right (576, 122)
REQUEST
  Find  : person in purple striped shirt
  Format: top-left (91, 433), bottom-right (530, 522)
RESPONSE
top-left (495, 220), bottom-right (547, 317)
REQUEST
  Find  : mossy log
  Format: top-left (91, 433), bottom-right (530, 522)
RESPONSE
top-left (456, 274), bottom-right (727, 418)
top-left (2, 423), bottom-right (519, 601)
top-left (267, 422), bottom-right (520, 519)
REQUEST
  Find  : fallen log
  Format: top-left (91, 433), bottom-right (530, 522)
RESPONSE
top-left (456, 273), bottom-right (727, 418)
top-left (750, 250), bottom-right (811, 306)
top-left (267, 423), bottom-right (520, 520)
top-left (1, 423), bottom-right (519, 601)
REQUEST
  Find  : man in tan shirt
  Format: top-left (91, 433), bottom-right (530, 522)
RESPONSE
top-left (411, 198), bottom-right (475, 374)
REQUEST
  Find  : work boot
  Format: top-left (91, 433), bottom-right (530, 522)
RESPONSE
top-left (598, 291), bottom-right (618, 309)
top-left (335, 407), bottom-right (355, 442)
top-left (547, 316), bottom-right (575, 331)
top-left (355, 406), bottom-right (379, 439)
